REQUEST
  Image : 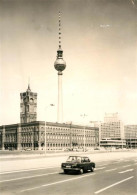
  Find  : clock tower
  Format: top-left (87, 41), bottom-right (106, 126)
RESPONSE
top-left (20, 84), bottom-right (37, 123)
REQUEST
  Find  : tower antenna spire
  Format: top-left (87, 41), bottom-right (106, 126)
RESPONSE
top-left (58, 11), bottom-right (61, 49)
top-left (27, 77), bottom-right (31, 92)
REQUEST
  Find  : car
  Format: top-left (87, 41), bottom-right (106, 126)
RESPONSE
top-left (24, 148), bottom-right (32, 151)
top-left (61, 156), bottom-right (95, 174)
top-left (8, 147), bottom-right (14, 151)
top-left (94, 147), bottom-right (100, 150)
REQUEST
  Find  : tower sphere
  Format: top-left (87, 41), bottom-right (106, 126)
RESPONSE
top-left (54, 58), bottom-right (66, 72)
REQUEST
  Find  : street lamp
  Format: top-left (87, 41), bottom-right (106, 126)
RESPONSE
top-left (45, 104), bottom-right (55, 155)
top-left (80, 114), bottom-right (87, 152)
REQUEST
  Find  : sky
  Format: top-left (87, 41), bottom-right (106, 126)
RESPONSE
top-left (0, 0), bottom-right (137, 125)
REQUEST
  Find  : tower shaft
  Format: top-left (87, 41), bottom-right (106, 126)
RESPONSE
top-left (58, 72), bottom-right (63, 122)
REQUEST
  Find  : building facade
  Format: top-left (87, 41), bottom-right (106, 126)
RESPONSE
top-left (0, 122), bottom-right (99, 151)
top-left (104, 112), bottom-right (120, 123)
top-left (100, 138), bottom-right (126, 149)
top-left (124, 125), bottom-right (137, 148)
top-left (0, 122), bottom-right (42, 150)
top-left (0, 85), bottom-right (99, 151)
top-left (100, 121), bottom-right (124, 140)
top-left (100, 113), bottom-right (125, 148)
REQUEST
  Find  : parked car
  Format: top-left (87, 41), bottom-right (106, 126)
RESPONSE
top-left (61, 156), bottom-right (95, 174)
top-left (24, 148), bottom-right (32, 151)
top-left (8, 147), bottom-right (14, 151)
top-left (94, 147), bottom-right (100, 150)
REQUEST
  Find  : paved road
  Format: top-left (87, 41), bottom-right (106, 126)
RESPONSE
top-left (1, 151), bottom-right (137, 173)
top-left (0, 156), bottom-right (137, 195)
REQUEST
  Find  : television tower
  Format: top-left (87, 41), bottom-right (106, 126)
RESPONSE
top-left (54, 12), bottom-right (66, 123)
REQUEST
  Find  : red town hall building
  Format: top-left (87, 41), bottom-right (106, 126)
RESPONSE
top-left (0, 86), bottom-right (99, 151)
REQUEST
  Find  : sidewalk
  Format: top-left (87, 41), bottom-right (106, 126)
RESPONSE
top-left (0, 150), bottom-right (137, 173)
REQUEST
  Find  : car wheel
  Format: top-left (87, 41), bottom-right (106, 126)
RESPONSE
top-left (64, 170), bottom-right (68, 174)
top-left (91, 167), bottom-right (94, 172)
top-left (79, 168), bottom-right (84, 174)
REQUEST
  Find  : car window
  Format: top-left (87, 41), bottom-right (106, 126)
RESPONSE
top-left (66, 156), bottom-right (90, 163)
top-left (85, 157), bottom-right (90, 162)
top-left (66, 156), bottom-right (81, 163)
top-left (67, 156), bottom-right (76, 162)
top-left (81, 157), bottom-right (90, 162)
top-left (76, 157), bottom-right (81, 163)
